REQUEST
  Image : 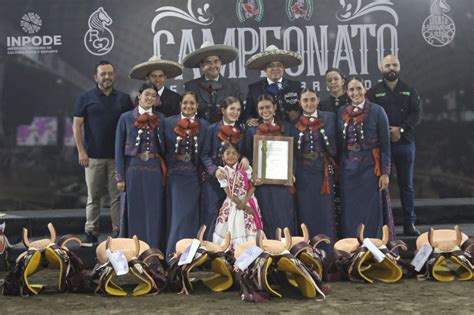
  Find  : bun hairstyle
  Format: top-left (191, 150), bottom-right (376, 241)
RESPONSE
top-left (138, 82), bottom-right (158, 93)
top-left (300, 88), bottom-right (319, 99)
top-left (325, 67), bottom-right (346, 81)
top-left (347, 76), bottom-right (365, 86)
top-left (181, 91), bottom-right (198, 103)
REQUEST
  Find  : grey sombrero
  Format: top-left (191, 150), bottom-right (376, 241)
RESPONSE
top-left (182, 41), bottom-right (239, 68)
top-left (129, 56), bottom-right (183, 80)
top-left (245, 45), bottom-right (303, 70)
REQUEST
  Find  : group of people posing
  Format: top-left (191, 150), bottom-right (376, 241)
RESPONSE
top-left (72, 43), bottom-right (422, 260)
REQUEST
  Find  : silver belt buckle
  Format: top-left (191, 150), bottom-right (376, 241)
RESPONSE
top-left (140, 151), bottom-right (149, 161)
top-left (348, 144), bottom-right (361, 152)
top-left (183, 153), bottom-right (191, 162)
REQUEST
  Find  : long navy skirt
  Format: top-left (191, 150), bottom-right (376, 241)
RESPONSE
top-left (295, 168), bottom-right (336, 253)
top-left (166, 174), bottom-right (200, 259)
top-left (120, 156), bottom-right (164, 250)
top-left (200, 177), bottom-right (226, 240)
top-left (255, 185), bottom-right (296, 238)
top-left (340, 161), bottom-right (383, 239)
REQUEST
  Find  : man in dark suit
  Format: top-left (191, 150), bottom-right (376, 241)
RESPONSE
top-left (183, 41), bottom-right (243, 123)
top-left (129, 56), bottom-right (183, 117)
top-left (245, 45), bottom-right (303, 126)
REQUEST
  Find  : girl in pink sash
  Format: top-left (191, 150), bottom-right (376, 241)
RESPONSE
top-left (212, 143), bottom-right (263, 247)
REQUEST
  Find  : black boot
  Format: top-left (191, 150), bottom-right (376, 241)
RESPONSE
top-left (403, 223), bottom-right (420, 236)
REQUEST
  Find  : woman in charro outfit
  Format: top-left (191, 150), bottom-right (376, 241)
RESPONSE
top-left (319, 68), bottom-right (349, 239)
top-left (164, 91), bottom-right (209, 258)
top-left (245, 94), bottom-right (296, 236)
top-left (338, 77), bottom-right (395, 239)
top-left (200, 96), bottom-right (246, 240)
top-left (115, 83), bottom-right (166, 249)
top-left (289, 88), bottom-right (337, 253)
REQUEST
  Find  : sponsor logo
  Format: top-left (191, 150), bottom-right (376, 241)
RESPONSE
top-left (6, 12), bottom-right (62, 55)
top-left (422, 0), bottom-right (455, 47)
top-left (84, 7), bottom-right (114, 56)
top-left (20, 12), bottom-right (42, 34)
top-left (286, 0), bottom-right (313, 21)
top-left (236, 0), bottom-right (264, 22)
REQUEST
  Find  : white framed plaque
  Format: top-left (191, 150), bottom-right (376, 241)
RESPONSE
top-left (253, 135), bottom-right (294, 185)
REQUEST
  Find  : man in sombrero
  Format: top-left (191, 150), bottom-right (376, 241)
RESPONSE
top-left (245, 45), bottom-right (303, 126)
top-left (183, 41), bottom-right (243, 123)
top-left (129, 56), bottom-right (183, 117)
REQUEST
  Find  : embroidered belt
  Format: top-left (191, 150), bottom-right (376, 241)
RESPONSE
top-left (176, 153), bottom-right (192, 162)
top-left (136, 152), bottom-right (160, 161)
top-left (302, 152), bottom-right (324, 160)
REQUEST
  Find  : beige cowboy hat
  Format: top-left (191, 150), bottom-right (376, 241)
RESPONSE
top-left (182, 41), bottom-right (239, 68)
top-left (245, 45), bottom-right (303, 70)
top-left (129, 56), bottom-right (183, 80)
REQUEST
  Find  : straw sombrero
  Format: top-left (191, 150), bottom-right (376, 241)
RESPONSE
top-left (182, 41), bottom-right (239, 68)
top-left (129, 56), bottom-right (183, 80)
top-left (245, 45), bottom-right (303, 70)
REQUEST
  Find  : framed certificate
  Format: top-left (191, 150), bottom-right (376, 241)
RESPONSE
top-left (252, 135), bottom-right (294, 186)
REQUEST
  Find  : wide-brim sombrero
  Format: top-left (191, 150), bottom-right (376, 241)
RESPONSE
top-left (129, 56), bottom-right (183, 80)
top-left (245, 45), bottom-right (303, 70)
top-left (182, 41), bottom-right (239, 68)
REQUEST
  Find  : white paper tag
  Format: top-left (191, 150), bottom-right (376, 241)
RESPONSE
top-left (0, 222), bottom-right (5, 233)
top-left (411, 244), bottom-right (433, 272)
top-left (106, 249), bottom-right (129, 276)
top-left (235, 245), bottom-right (263, 271)
top-left (178, 239), bottom-right (201, 266)
top-left (363, 238), bottom-right (386, 263)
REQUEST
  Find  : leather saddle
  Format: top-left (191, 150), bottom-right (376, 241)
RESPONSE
top-left (167, 225), bottom-right (233, 294)
top-left (276, 223), bottom-right (330, 280)
top-left (333, 224), bottom-right (406, 284)
top-left (234, 228), bottom-right (326, 302)
top-left (0, 222), bottom-right (11, 255)
top-left (2, 223), bottom-right (86, 296)
top-left (415, 225), bottom-right (473, 282)
top-left (93, 235), bottom-right (167, 296)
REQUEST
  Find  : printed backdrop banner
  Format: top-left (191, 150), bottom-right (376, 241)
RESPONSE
top-left (0, 0), bottom-right (472, 210)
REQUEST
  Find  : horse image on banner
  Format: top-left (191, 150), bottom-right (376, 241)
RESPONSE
top-left (83, 7), bottom-right (114, 56)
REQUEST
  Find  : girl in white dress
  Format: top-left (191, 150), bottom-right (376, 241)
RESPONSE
top-left (212, 143), bottom-right (263, 247)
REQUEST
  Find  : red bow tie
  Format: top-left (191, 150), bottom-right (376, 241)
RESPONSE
top-left (295, 115), bottom-right (323, 133)
top-left (343, 105), bottom-right (366, 125)
top-left (218, 125), bottom-right (241, 144)
top-left (256, 123), bottom-right (282, 136)
top-left (134, 113), bottom-right (159, 130)
top-left (174, 118), bottom-right (199, 138)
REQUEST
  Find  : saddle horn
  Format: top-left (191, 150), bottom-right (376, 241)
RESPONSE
top-left (220, 231), bottom-right (231, 251)
top-left (381, 225), bottom-right (389, 245)
top-left (454, 225), bottom-right (462, 246)
top-left (256, 230), bottom-right (264, 249)
top-left (428, 227), bottom-right (435, 247)
top-left (275, 227), bottom-right (282, 241)
top-left (301, 224), bottom-right (309, 242)
top-left (197, 225), bottom-right (206, 242)
top-left (132, 235), bottom-right (140, 258)
top-left (47, 223), bottom-right (56, 244)
top-left (357, 223), bottom-right (365, 244)
top-left (106, 236), bottom-right (113, 250)
top-left (283, 227), bottom-right (292, 250)
top-left (22, 228), bottom-right (30, 248)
